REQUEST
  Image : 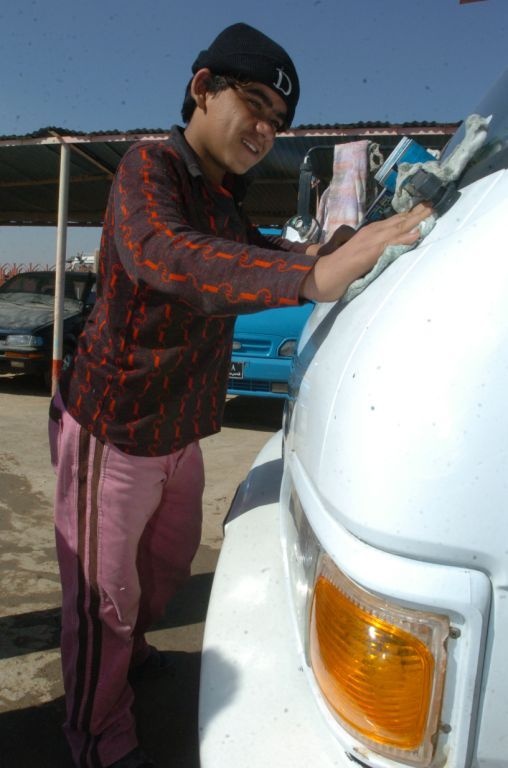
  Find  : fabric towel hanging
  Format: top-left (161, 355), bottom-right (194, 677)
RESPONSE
top-left (317, 140), bottom-right (370, 242)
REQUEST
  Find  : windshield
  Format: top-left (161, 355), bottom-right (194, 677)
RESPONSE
top-left (441, 67), bottom-right (508, 188)
top-left (0, 271), bottom-right (94, 306)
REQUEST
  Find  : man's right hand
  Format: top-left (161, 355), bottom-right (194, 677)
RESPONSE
top-left (300, 203), bottom-right (433, 303)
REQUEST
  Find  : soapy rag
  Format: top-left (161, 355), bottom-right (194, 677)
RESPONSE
top-left (341, 113), bottom-right (491, 304)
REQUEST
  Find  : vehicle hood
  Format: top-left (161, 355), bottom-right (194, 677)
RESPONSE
top-left (289, 168), bottom-right (508, 577)
top-left (0, 298), bottom-right (78, 333)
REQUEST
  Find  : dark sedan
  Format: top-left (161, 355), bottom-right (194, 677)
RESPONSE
top-left (0, 270), bottom-right (95, 387)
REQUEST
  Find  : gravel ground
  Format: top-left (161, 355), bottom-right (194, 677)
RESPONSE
top-left (0, 373), bottom-right (283, 768)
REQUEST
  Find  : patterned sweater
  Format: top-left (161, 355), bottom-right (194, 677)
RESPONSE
top-left (60, 126), bottom-right (316, 456)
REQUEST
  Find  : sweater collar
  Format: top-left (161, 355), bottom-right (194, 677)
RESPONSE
top-left (170, 124), bottom-right (249, 203)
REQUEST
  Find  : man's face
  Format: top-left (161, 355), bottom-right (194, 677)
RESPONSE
top-left (187, 79), bottom-right (288, 184)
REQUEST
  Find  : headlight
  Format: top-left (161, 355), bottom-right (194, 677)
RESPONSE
top-left (285, 486), bottom-right (321, 647)
top-left (310, 556), bottom-right (449, 766)
top-left (279, 339), bottom-right (297, 357)
top-left (6, 334), bottom-right (44, 347)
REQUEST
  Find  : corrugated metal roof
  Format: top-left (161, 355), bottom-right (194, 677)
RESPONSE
top-left (0, 120), bottom-right (459, 142)
top-left (0, 122), bottom-right (459, 227)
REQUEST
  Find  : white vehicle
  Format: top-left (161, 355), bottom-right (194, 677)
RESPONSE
top-left (199, 68), bottom-right (508, 768)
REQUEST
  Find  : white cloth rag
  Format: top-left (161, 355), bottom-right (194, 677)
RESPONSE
top-left (341, 113), bottom-right (491, 304)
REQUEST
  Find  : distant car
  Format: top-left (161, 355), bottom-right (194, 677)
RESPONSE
top-left (228, 226), bottom-right (314, 399)
top-left (228, 303), bottom-right (314, 398)
top-left (0, 270), bottom-right (95, 387)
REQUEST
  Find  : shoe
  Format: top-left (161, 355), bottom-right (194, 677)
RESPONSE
top-left (106, 746), bottom-right (157, 767)
top-left (129, 645), bottom-right (175, 680)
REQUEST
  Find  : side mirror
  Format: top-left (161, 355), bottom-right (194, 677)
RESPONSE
top-left (282, 214), bottom-right (321, 244)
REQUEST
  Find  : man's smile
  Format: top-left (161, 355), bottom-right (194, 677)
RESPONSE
top-left (241, 138), bottom-right (261, 155)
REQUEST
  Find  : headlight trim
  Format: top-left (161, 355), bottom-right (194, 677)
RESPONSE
top-left (309, 554), bottom-right (449, 766)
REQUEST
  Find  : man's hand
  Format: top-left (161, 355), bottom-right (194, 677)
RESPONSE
top-left (301, 203), bottom-right (433, 303)
top-left (305, 225), bottom-right (356, 257)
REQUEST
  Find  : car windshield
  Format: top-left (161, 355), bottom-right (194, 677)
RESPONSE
top-left (0, 272), bottom-right (93, 309)
top-left (441, 67), bottom-right (508, 187)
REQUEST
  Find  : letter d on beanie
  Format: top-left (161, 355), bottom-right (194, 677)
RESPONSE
top-left (191, 23), bottom-right (300, 126)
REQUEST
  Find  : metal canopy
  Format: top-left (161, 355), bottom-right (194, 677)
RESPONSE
top-left (0, 120), bottom-right (460, 393)
top-left (0, 121), bottom-right (459, 393)
top-left (0, 122), bottom-right (459, 228)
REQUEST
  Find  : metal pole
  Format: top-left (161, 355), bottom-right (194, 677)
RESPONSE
top-left (52, 142), bottom-right (70, 395)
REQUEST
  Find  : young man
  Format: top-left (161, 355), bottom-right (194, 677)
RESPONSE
top-left (49, 22), bottom-right (431, 768)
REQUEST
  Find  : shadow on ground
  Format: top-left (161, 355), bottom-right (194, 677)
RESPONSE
top-left (0, 570), bottom-right (216, 662)
top-left (133, 650), bottom-right (202, 768)
top-left (223, 395), bottom-right (284, 432)
top-left (0, 650), bottom-right (202, 768)
top-left (0, 545), bottom-right (218, 768)
top-left (0, 695), bottom-right (71, 768)
top-left (0, 373), bottom-right (49, 398)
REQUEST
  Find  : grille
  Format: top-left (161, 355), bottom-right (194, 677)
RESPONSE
top-left (234, 339), bottom-right (272, 356)
top-left (228, 378), bottom-right (271, 392)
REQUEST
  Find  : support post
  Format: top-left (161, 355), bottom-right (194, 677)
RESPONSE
top-left (52, 142), bottom-right (70, 395)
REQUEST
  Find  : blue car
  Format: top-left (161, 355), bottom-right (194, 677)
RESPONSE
top-left (228, 301), bottom-right (314, 399)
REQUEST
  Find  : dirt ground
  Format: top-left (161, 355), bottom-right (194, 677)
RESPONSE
top-left (0, 374), bottom-right (284, 768)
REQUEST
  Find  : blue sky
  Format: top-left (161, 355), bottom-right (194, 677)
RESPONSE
top-left (1, 0), bottom-right (506, 265)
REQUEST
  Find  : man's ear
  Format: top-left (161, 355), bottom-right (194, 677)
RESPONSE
top-left (190, 68), bottom-right (213, 111)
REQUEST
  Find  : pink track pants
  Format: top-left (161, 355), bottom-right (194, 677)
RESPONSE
top-left (49, 397), bottom-right (204, 767)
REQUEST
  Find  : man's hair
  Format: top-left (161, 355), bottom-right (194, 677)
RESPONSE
top-left (181, 73), bottom-right (249, 124)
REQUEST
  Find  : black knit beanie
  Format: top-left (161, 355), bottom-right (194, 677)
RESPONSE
top-left (191, 23), bottom-right (300, 126)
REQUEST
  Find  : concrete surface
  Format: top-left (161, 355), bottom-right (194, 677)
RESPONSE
top-left (0, 374), bottom-right (284, 768)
